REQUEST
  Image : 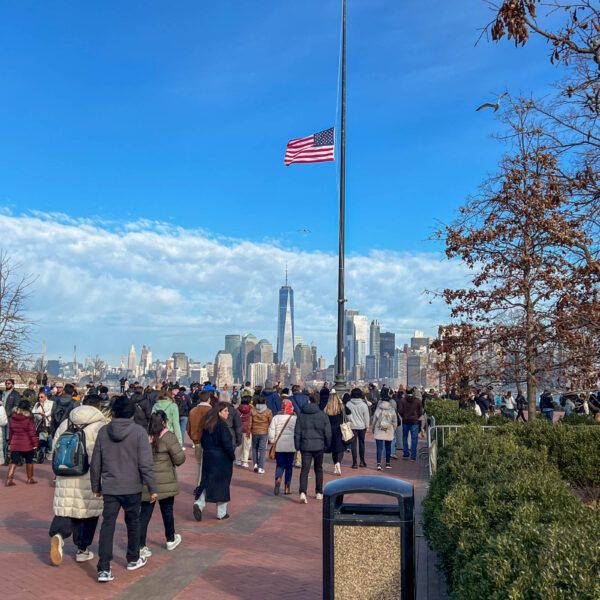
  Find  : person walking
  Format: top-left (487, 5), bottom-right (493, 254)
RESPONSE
top-left (398, 388), bottom-right (423, 461)
top-left (503, 391), bottom-right (517, 420)
top-left (50, 383), bottom-right (77, 438)
top-left (294, 395), bottom-right (331, 504)
top-left (540, 390), bottom-right (555, 422)
top-left (6, 400), bottom-right (39, 486)
top-left (515, 391), bottom-right (527, 422)
top-left (174, 390), bottom-right (191, 448)
top-left (324, 392), bottom-right (351, 476)
top-left (187, 390), bottom-right (213, 503)
top-left (193, 402), bottom-right (235, 521)
top-left (268, 399), bottom-right (296, 495)
top-left (235, 396), bottom-right (253, 468)
top-left (152, 389), bottom-right (182, 445)
top-left (138, 411), bottom-right (186, 557)
top-left (247, 397), bottom-right (272, 474)
top-left (0, 398), bottom-right (7, 466)
top-left (49, 395), bottom-right (107, 566)
top-left (347, 388), bottom-right (370, 469)
top-left (90, 396), bottom-right (158, 583)
top-left (372, 396), bottom-right (398, 470)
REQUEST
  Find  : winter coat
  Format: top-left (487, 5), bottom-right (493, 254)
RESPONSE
top-left (53, 405), bottom-right (106, 518)
top-left (199, 420), bottom-right (234, 503)
top-left (237, 403), bottom-right (253, 434)
top-left (261, 390), bottom-right (281, 416)
top-left (223, 402), bottom-right (243, 447)
top-left (32, 399), bottom-right (54, 428)
top-left (152, 398), bottom-right (182, 444)
top-left (22, 388), bottom-right (37, 406)
top-left (268, 414), bottom-right (297, 453)
top-left (142, 430), bottom-right (186, 502)
top-left (175, 393), bottom-right (191, 418)
top-left (0, 404), bottom-right (7, 464)
top-left (540, 392), bottom-right (554, 411)
top-left (294, 403), bottom-right (332, 452)
top-left (90, 418), bottom-right (157, 496)
top-left (291, 392), bottom-right (309, 416)
top-left (319, 387), bottom-right (330, 411)
top-left (248, 405), bottom-right (273, 435)
top-left (51, 394), bottom-right (76, 436)
top-left (3, 389), bottom-right (21, 417)
top-left (398, 394), bottom-right (423, 424)
top-left (186, 402), bottom-right (212, 444)
top-left (328, 405), bottom-right (352, 455)
top-left (132, 393), bottom-right (152, 429)
top-left (372, 401), bottom-right (399, 441)
top-left (347, 398), bottom-right (370, 430)
top-left (9, 412), bottom-right (38, 451)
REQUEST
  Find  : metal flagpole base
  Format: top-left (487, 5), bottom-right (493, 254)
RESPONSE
top-left (333, 373), bottom-right (349, 397)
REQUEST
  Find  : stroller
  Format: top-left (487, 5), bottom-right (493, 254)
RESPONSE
top-left (33, 413), bottom-right (51, 464)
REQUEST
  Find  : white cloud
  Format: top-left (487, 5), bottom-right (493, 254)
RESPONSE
top-left (2, 211), bottom-right (468, 364)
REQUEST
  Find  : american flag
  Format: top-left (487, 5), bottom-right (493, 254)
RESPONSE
top-left (284, 127), bottom-right (335, 166)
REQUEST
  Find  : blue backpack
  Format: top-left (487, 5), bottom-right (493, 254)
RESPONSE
top-left (52, 417), bottom-right (89, 477)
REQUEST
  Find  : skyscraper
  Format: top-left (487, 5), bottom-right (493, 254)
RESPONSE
top-left (225, 334), bottom-right (242, 382)
top-left (276, 273), bottom-right (295, 366)
top-left (379, 332), bottom-right (395, 378)
top-left (127, 344), bottom-right (137, 373)
top-left (344, 309), bottom-right (359, 372)
top-left (370, 320), bottom-right (381, 361)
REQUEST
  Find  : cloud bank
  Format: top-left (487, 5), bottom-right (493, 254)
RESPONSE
top-left (1, 211), bottom-right (468, 364)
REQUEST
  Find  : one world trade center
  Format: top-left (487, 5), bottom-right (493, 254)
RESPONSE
top-left (276, 273), bottom-right (295, 367)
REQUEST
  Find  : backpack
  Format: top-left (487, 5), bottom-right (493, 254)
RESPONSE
top-left (378, 408), bottom-right (394, 432)
top-left (134, 400), bottom-right (149, 429)
top-left (175, 395), bottom-right (188, 417)
top-left (52, 417), bottom-right (89, 477)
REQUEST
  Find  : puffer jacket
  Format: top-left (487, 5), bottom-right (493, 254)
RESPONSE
top-left (152, 398), bottom-right (182, 444)
top-left (248, 405), bottom-right (273, 435)
top-left (53, 405), bottom-right (106, 518)
top-left (9, 412), bottom-right (38, 451)
top-left (237, 402), bottom-right (253, 434)
top-left (268, 414), bottom-right (297, 453)
top-left (347, 398), bottom-right (370, 430)
top-left (142, 430), bottom-right (186, 502)
top-left (294, 403), bottom-right (332, 452)
top-left (0, 404), bottom-right (7, 464)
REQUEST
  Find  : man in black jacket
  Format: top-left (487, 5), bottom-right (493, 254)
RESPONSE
top-left (294, 395), bottom-right (332, 504)
top-left (90, 396), bottom-right (157, 583)
top-left (319, 382), bottom-right (330, 411)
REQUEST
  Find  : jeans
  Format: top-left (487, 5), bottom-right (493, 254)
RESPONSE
top-left (542, 409), bottom-right (554, 422)
top-left (332, 452), bottom-right (344, 465)
top-left (350, 429), bottom-right (366, 465)
top-left (139, 496), bottom-right (175, 546)
top-left (2, 425), bottom-right (8, 458)
top-left (252, 433), bottom-right (268, 469)
top-left (275, 452), bottom-right (294, 486)
top-left (516, 409), bottom-right (527, 422)
top-left (402, 423), bottom-right (420, 460)
top-left (375, 439), bottom-right (392, 463)
top-left (97, 493), bottom-right (142, 572)
top-left (179, 417), bottom-right (188, 444)
top-left (299, 450), bottom-right (324, 495)
top-left (195, 490), bottom-right (227, 519)
top-left (49, 515), bottom-right (99, 551)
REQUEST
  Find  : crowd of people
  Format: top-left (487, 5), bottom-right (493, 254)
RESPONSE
top-left (0, 375), bottom-right (433, 583)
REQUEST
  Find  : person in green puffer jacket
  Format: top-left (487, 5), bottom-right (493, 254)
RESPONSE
top-left (139, 411), bottom-right (186, 556)
top-left (151, 390), bottom-right (182, 445)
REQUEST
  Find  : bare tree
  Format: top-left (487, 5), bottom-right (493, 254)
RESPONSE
top-left (0, 252), bottom-right (34, 378)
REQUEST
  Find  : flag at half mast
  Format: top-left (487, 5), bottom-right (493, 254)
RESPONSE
top-left (284, 127), bottom-right (335, 166)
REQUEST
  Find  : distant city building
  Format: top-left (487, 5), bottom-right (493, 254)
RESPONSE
top-left (241, 334), bottom-right (258, 380)
top-left (411, 330), bottom-right (429, 355)
top-left (276, 275), bottom-right (295, 367)
top-left (256, 339), bottom-right (274, 364)
top-left (407, 354), bottom-right (425, 388)
top-left (365, 354), bottom-right (379, 380)
top-left (127, 344), bottom-right (137, 374)
top-left (318, 355), bottom-right (326, 370)
top-left (370, 320), bottom-right (381, 361)
top-left (379, 332), bottom-right (396, 378)
top-left (344, 309), bottom-right (359, 372)
top-left (139, 345), bottom-right (152, 375)
top-left (214, 351), bottom-right (233, 386)
top-left (395, 348), bottom-right (408, 387)
top-left (294, 343), bottom-right (313, 379)
top-left (172, 352), bottom-right (189, 376)
top-left (249, 362), bottom-right (268, 388)
top-left (47, 359), bottom-right (61, 378)
top-left (225, 334), bottom-right (242, 382)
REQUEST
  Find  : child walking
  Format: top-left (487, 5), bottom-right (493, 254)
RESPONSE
top-left (6, 399), bottom-right (39, 486)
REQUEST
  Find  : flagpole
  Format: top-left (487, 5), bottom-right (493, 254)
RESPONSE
top-left (334, 0), bottom-right (348, 396)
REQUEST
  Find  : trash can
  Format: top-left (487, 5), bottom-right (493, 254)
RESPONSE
top-left (323, 475), bottom-right (414, 600)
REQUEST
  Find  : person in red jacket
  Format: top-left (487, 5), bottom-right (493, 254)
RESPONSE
top-left (6, 399), bottom-right (39, 486)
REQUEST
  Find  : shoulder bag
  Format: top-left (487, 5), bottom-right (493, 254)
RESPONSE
top-left (268, 415), bottom-right (292, 460)
top-left (340, 410), bottom-right (354, 443)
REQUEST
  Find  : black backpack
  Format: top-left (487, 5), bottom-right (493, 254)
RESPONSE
top-left (52, 417), bottom-right (89, 477)
top-left (134, 400), bottom-right (149, 429)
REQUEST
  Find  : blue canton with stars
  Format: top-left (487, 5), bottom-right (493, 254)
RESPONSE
top-left (314, 128), bottom-right (334, 146)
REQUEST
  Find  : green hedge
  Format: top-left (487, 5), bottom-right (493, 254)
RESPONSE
top-left (423, 425), bottom-right (600, 599)
top-left (425, 399), bottom-right (486, 425)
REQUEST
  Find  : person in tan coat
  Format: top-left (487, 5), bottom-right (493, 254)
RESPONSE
top-left (49, 395), bottom-right (107, 566)
top-left (247, 397), bottom-right (272, 474)
top-left (186, 390), bottom-right (212, 486)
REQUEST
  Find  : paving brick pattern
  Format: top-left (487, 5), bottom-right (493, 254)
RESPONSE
top-left (0, 434), bottom-right (446, 599)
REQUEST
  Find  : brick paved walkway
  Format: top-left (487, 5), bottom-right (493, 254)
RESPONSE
top-left (0, 434), bottom-right (446, 599)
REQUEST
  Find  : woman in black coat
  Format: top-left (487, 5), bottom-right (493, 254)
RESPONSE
top-left (324, 392), bottom-right (351, 477)
top-left (193, 402), bottom-right (235, 521)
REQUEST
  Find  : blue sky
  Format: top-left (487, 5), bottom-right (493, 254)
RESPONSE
top-left (0, 1), bottom-right (564, 364)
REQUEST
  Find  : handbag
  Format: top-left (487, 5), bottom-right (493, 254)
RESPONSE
top-left (268, 415), bottom-right (292, 460)
top-left (340, 410), bottom-right (354, 443)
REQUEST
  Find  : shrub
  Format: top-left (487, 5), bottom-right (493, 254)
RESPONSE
top-left (425, 399), bottom-right (486, 426)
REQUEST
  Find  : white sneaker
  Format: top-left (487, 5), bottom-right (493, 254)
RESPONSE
top-left (242, 462), bottom-right (249, 468)
top-left (139, 546), bottom-right (152, 558)
top-left (126, 556), bottom-right (147, 571)
top-left (98, 570), bottom-right (114, 582)
top-left (50, 533), bottom-right (64, 566)
top-left (253, 464), bottom-right (258, 472)
top-left (300, 492), bottom-right (308, 504)
top-left (75, 548), bottom-right (94, 562)
top-left (334, 463), bottom-right (341, 476)
top-left (316, 493), bottom-right (323, 500)
top-left (235, 459), bottom-right (242, 466)
top-left (166, 533), bottom-right (182, 551)
top-left (258, 468), bottom-right (265, 474)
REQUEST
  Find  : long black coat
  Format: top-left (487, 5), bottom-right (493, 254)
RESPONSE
top-left (328, 406), bottom-right (352, 455)
top-left (199, 420), bottom-right (235, 503)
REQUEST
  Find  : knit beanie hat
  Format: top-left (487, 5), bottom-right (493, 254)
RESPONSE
top-left (112, 395), bottom-right (136, 419)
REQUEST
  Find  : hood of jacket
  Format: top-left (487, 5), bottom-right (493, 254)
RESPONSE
top-left (153, 399), bottom-right (174, 411)
top-left (107, 418), bottom-right (137, 442)
top-left (255, 404), bottom-right (269, 414)
top-left (301, 402), bottom-right (320, 415)
top-left (379, 400), bottom-right (392, 410)
top-left (55, 394), bottom-right (74, 407)
top-left (237, 404), bottom-right (252, 416)
top-left (10, 412), bottom-right (31, 424)
top-left (69, 404), bottom-right (106, 427)
top-left (348, 398), bottom-right (366, 408)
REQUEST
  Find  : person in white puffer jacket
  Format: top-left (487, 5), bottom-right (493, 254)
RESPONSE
top-left (48, 394), bottom-right (107, 567)
top-left (268, 398), bottom-right (297, 496)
